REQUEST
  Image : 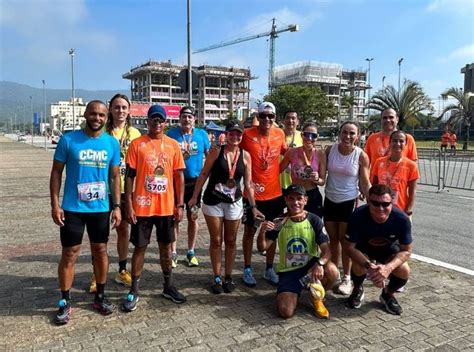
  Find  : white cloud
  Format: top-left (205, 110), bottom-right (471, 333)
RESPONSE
top-left (426, 0), bottom-right (474, 16)
top-left (190, 7), bottom-right (322, 97)
top-left (438, 44), bottom-right (474, 63)
top-left (0, 0), bottom-right (117, 65)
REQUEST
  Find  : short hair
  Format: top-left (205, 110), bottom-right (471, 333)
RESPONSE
top-left (382, 107), bottom-right (398, 117)
top-left (284, 110), bottom-right (298, 118)
top-left (339, 120), bottom-right (360, 135)
top-left (389, 130), bottom-right (407, 142)
top-left (85, 100), bottom-right (107, 113)
top-left (369, 184), bottom-right (393, 198)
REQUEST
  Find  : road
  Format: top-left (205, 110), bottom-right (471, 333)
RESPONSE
top-left (413, 185), bottom-right (473, 271)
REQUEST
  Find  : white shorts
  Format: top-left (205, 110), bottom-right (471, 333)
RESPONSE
top-left (202, 199), bottom-right (243, 220)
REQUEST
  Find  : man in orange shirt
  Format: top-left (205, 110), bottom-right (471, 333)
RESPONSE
top-left (449, 130), bottom-right (457, 156)
top-left (365, 108), bottom-right (418, 167)
top-left (122, 105), bottom-right (186, 312)
top-left (240, 101), bottom-right (288, 286)
top-left (440, 129), bottom-right (450, 152)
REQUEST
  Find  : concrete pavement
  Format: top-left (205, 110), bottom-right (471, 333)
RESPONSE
top-left (0, 136), bottom-right (473, 351)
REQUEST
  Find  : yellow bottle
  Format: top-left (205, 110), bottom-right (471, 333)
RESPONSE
top-left (309, 281), bottom-right (329, 319)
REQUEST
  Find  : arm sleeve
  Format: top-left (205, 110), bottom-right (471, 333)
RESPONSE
top-left (345, 211), bottom-right (361, 243)
top-left (125, 140), bottom-right (137, 169)
top-left (308, 213), bottom-right (329, 245)
top-left (111, 139), bottom-right (121, 167)
top-left (54, 135), bottom-right (68, 163)
top-left (265, 229), bottom-right (279, 241)
top-left (398, 214), bottom-right (413, 245)
top-left (203, 130), bottom-right (211, 152)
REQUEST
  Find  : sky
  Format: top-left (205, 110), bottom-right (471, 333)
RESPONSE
top-left (1, 0), bottom-right (473, 110)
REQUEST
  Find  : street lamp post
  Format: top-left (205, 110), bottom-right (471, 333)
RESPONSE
top-left (186, 0), bottom-right (192, 108)
top-left (382, 76), bottom-right (386, 88)
top-left (398, 57), bottom-right (404, 97)
top-left (365, 58), bottom-right (374, 119)
top-left (43, 80), bottom-right (47, 149)
top-left (29, 95), bottom-right (33, 144)
top-left (69, 49), bottom-right (76, 131)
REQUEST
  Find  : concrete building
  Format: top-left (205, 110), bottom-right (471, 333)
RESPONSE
top-left (122, 60), bottom-right (251, 124)
top-left (50, 98), bottom-right (86, 131)
top-left (273, 61), bottom-right (368, 123)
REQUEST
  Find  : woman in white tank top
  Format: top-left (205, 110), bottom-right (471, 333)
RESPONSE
top-left (324, 121), bottom-right (371, 295)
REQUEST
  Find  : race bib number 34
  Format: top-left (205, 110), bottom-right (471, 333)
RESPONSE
top-left (145, 176), bottom-right (168, 194)
top-left (77, 181), bottom-right (106, 202)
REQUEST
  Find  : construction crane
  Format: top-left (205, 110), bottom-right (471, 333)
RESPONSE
top-left (193, 18), bottom-right (299, 92)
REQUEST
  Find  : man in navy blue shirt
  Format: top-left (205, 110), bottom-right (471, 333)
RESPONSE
top-left (345, 184), bottom-right (412, 315)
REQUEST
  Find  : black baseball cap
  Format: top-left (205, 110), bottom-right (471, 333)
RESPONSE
top-left (225, 119), bottom-right (244, 133)
top-left (284, 184), bottom-right (307, 196)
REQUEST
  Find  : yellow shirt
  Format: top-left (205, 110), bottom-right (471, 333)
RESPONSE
top-left (280, 130), bottom-right (303, 189)
top-left (111, 126), bottom-right (141, 193)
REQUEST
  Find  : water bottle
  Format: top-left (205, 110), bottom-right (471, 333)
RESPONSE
top-left (190, 205), bottom-right (199, 221)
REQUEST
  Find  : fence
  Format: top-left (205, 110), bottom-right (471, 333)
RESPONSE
top-left (417, 148), bottom-right (474, 191)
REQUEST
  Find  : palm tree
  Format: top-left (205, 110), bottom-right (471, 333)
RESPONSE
top-left (367, 80), bottom-right (434, 129)
top-left (439, 87), bottom-right (473, 150)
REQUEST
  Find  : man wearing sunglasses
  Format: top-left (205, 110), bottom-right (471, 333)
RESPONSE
top-left (240, 101), bottom-right (288, 286)
top-left (122, 105), bottom-right (187, 312)
top-left (344, 184), bottom-right (412, 315)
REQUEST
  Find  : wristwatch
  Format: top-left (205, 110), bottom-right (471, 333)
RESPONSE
top-left (177, 204), bottom-right (185, 209)
top-left (405, 210), bottom-right (413, 216)
top-left (113, 204), bottom-right (121, 209)
top-left (316, 258), bottom-right (325, 266)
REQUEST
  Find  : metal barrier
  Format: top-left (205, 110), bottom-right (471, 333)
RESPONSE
top-left (417, 148), bottom-right (474, 191)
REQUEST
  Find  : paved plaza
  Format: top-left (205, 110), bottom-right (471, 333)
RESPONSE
top-left (0, 136), bottom-right (473, 351)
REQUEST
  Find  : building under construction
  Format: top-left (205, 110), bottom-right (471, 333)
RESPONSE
top-left (122, 60), bottom-right (251, 124)
top-left (273, 61), bottom-right (368, 123)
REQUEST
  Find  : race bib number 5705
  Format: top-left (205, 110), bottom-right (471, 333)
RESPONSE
top-left (145, 176), bottom-right (168, 194)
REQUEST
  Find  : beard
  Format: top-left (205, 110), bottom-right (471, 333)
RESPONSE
top-left (86, 119), bottom-right (105, 132)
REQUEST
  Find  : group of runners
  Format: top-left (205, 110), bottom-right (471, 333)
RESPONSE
top-left (441, 129), bottom-right (457, 155)
top-left (50, 96), bottom-right (418, 325)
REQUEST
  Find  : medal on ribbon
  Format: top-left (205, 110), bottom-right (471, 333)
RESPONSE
top-left (302, 147), bottom-right (313, 177)
top-left (181, 129), bottom-right (193, 161)
top-left (226, 148), bottom-right (240, 188)
top-left (154, 165), bottom-right (165, 176)
top-left (258, 134), bottom-right (270, 171)
top-left (151, 137), bottom-right (166, 177)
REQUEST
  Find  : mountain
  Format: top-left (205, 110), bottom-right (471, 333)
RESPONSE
top-left (0, 81), bottom-right (128, 123)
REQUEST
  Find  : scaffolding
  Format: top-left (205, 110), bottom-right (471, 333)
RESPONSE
top-left (122, 60), bottom-right (251, 123)
top-left (273, 61), bottom-right (368, 123)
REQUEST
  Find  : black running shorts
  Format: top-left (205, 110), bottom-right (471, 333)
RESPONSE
top-left (60, 211), bottom-right (110, 247)
top-left (130, 216), bottom-right (175, 247)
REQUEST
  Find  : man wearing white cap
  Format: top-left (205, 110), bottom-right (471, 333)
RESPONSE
top-left (239, 101), bottom-right (288, 286)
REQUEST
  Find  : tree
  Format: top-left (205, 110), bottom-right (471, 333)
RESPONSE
top-left (367, 80), bottom-right (434, 129)
top-left (264, 84), bottom-right (337, 124)
top-left (341, 95), bottom-right (356, 120)
top-left (439, 87), bottom-right (474, 150)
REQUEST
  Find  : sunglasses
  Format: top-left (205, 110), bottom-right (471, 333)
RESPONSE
top-left (259, 113), bottom-right (275, 120)
top-left (148, 117), bottom-right (166, 123)
top-left (370, 200), bottom-right (392, 208)
top-left (303, 132), bottom-right (318, 140)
